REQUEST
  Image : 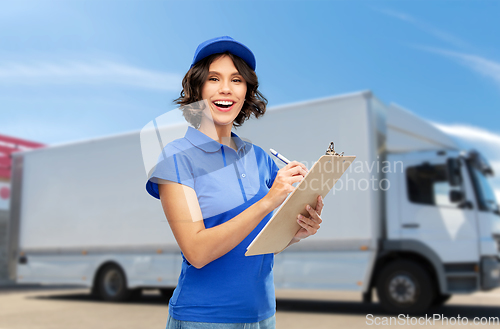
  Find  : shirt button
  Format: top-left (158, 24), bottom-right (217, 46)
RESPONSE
top-left (241, 174), bottom-right (246, 178)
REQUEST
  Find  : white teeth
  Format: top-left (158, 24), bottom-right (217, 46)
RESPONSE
top-left (214, 101), bottom-right (234, 106)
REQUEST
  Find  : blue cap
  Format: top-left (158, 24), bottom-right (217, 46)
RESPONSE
top-left (190, 36), bottom-right (256, 71)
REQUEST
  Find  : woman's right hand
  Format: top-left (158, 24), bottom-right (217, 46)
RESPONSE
top-left (264, 161), bottom-right (309, 210)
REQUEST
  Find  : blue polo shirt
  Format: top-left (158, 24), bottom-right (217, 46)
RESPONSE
top-left (146, 126), bottom-right (280, 323)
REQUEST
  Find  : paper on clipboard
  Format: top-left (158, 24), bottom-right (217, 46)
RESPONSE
top-left (245, 154), bottom-right (356, 256)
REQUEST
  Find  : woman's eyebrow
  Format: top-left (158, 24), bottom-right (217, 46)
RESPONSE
top-left (208, 71), bottom-right (241, 76)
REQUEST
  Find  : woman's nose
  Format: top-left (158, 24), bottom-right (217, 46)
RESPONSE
top-left (219, 80), bottom-right (231, 94)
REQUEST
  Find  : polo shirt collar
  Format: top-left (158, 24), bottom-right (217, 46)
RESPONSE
top-left (185, 126), bottom-right (248, 153)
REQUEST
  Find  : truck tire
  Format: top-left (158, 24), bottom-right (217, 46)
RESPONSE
top-left (96, 264), bottom-right (141, 302)
top-left (159, 288), bottom-right (173, 299)
top-left (376, 260), bottom-right (435, 314)
top-left (432, 293), bottom-right (451, 306)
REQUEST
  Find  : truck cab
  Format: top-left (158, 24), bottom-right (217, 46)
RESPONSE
top-left (378, 148), bottom-right (500, 312)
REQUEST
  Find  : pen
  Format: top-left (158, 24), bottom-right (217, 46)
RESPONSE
top-left (269, 148), bottom-right (291, 165)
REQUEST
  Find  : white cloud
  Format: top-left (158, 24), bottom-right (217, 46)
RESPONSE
top-left (413, 47), bottom-right (500, 89)
top-left (0, 118), bottom-right (91, 145)
top-left (434, 123), bottom-right (500, 146)
top-left (375, 8), bottom-right (469, 48)
top-left (375, 8), bottom-right (500, 91)
top-left (0, 60), bottom-right (183, 91)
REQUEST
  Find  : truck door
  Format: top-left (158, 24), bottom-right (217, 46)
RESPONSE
top-left (398, 154), bottom-right (479, 263)
top-left (465, 158), bottom-right (500, 258)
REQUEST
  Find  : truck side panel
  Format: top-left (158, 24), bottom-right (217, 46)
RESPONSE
top-left (18, 133), bottom-right (176, 250)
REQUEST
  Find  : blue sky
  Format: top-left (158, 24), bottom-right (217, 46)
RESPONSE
top-left (1, 0), bottom-right (500, 196)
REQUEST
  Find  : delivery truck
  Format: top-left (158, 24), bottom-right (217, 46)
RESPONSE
top-left (7, 90), bottom-right (500, 313)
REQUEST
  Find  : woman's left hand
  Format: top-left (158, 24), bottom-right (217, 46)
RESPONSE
top-left (294, 195), bottom-right (323, 240)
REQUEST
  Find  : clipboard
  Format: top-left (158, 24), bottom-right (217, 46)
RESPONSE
top-left (245, 152), bottom-right (356, 256)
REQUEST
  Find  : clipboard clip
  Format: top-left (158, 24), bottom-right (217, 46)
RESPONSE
top-left (326, 142), bottom-right (344, 156)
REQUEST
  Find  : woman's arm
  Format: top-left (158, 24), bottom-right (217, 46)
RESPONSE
top-left (159, 161), bottom-right (308, 269)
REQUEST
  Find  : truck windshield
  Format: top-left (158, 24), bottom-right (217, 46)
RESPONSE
top-left (468, 163), bottom-right (499, 215)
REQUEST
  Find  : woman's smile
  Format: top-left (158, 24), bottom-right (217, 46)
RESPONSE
top-left (212, 99), bottom-right (236, 112)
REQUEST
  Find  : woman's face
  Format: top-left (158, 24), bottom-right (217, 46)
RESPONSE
top-left (200, 54), bottom-right (247, 129)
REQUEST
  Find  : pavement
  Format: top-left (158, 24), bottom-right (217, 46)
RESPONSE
top-left (0, 279), bottom-right (83, 292)
top-left (1, 288), bottom-right (500, 329)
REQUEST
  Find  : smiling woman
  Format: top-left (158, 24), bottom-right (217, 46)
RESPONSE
top-left (145, 36), bottom-right (323, 329)
top-left (198, 56), bottom-right (248, 139)
top-left (173, 49), bottom-right (267, 130)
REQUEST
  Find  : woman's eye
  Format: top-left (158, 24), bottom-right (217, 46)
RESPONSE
top-left (208, 77), bottom-right (242, 82)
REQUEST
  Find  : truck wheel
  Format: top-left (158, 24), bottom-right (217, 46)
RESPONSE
top-left (432, 293), bottom-right (451, 306)
top-left (376, 260), bottom-right (435, 314)
top-left (159, 288), bottom-right (173, 299)
top-left (96, 264), bottom-right (138, 302)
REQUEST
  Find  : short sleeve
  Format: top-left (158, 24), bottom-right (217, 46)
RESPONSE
top-left (145, 145), bottom-right (195, 199)
top-left (266, 153), bottom-right (280, 189)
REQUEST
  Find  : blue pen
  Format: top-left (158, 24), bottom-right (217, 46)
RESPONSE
top-left (269, 149), bottom-right (291, 165)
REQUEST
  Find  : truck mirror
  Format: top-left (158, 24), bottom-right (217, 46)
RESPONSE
top-left (447, 158), bottom-right (461, 187)
top-left (449, 190), bottom-right (464, 203)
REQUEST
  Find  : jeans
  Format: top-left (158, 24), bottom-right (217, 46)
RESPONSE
top-left (165, 314), bottom-right (276, 329)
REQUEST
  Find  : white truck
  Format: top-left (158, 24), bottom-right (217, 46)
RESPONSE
top-left (7, 90), bottom-right (500, 313)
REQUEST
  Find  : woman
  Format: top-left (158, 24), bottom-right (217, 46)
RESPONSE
top-left (146, 36), bottom-right (323, 329)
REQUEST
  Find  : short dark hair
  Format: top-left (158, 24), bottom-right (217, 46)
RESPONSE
top-left (173, 51), bottom-right (268, 129)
